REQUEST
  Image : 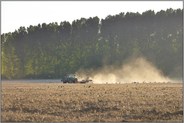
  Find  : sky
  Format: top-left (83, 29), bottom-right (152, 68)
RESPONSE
top-left (1, 1), bottom-right (183, 34)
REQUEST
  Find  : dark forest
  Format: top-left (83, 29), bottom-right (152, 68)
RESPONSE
top-left (1, 8), bottom-right (182, 79)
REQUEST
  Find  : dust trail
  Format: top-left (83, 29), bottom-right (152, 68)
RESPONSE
top-left (76, 57), bottom-right (171, 84)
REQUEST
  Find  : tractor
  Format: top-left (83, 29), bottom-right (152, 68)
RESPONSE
top-left (61, 74), bottom-right (92, 84)
top-left (61, 74), bottom-right (78, 83)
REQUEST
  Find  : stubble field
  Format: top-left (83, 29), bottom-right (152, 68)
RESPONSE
top-left (1, 82), bottom-right (183, 122)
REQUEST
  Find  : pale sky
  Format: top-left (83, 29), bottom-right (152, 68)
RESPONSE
top-left (1, 1), bottom-right (183, 34)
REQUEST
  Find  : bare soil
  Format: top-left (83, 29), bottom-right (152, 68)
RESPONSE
top-left (1, 82), bottom-right (183, 122)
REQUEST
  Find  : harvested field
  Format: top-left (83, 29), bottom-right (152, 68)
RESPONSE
top-left (1, 82), bottom-right (183, 122)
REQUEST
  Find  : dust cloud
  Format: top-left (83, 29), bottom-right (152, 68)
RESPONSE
top-left (76, 57), bottom-right (172, 84)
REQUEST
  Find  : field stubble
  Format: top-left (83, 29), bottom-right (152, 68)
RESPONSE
top-left (2, 82), bottom-right (183, 122)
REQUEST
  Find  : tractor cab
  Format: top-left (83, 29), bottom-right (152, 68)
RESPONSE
top-left (61, 74), bottom-right (78, 83)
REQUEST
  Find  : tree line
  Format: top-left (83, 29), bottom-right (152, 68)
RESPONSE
top-left (1, 8), bottom-right (182, 79)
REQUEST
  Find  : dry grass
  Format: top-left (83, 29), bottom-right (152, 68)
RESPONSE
top-left (1, 82), bottom-right (183, 122)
